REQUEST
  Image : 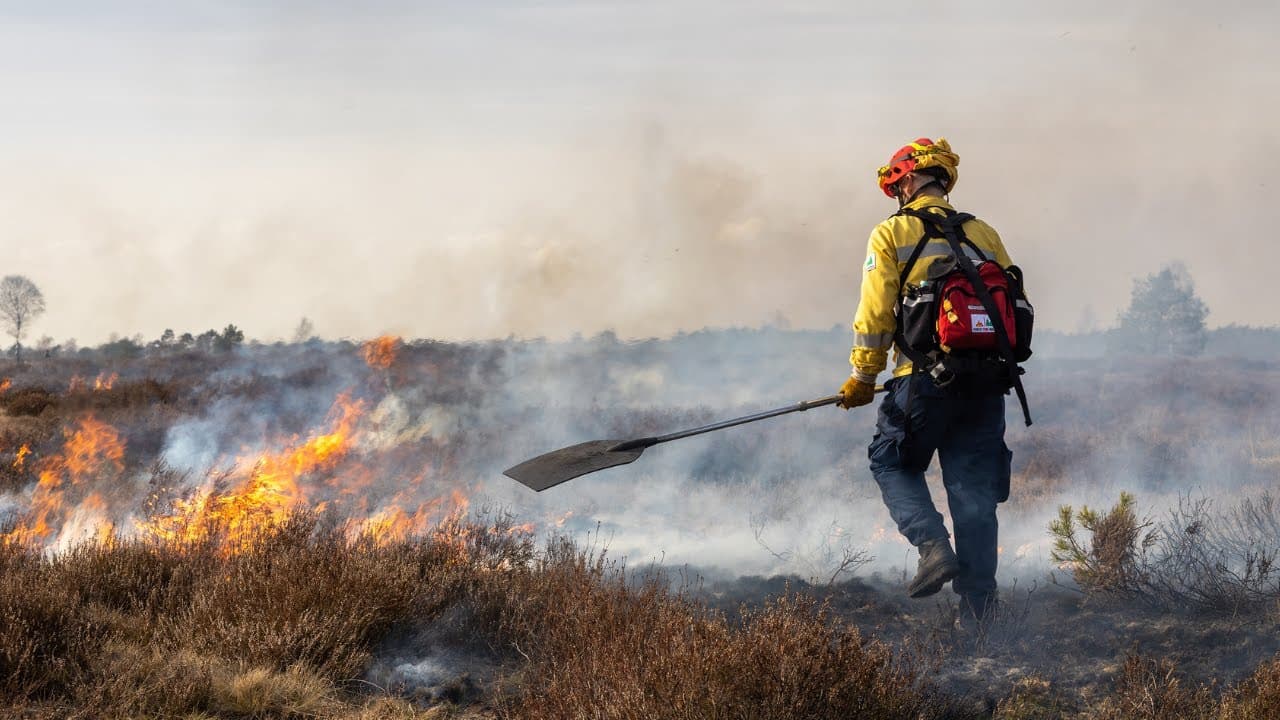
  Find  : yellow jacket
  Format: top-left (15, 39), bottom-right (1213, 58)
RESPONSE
top-left (850, 195), bottom-right (1013, 382)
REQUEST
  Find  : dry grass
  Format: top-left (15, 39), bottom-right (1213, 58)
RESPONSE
top-left (2, 350), bottom-right (1280, 717)
top-left (1090, 655), bottom-right (1218, 720)
top-left (992, 676), bottom-right (1071, 719)
top-left (1218, 656), bottom-right (1280, 720)
top-left (0, 517), bottom-right (972, 719)
top-left (0, 514), bottom-right (527, 718)
top-left (989, 654), bottom-right (1280, 720)
top-left (7, 517), bottom-right (1276, 719)
top-left (484, 538), bottom-right (966, 719)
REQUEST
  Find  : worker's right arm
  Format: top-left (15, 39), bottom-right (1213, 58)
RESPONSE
top-left (848, 223), bottom-right (900, 384)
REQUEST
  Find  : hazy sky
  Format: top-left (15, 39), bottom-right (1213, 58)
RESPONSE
top-left (1, 1), bottom-right (1276, 343)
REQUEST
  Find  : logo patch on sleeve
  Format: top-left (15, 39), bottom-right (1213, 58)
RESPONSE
top-left (864, 254), bottom-right (876, 272)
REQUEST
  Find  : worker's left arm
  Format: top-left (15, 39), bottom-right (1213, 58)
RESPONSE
top-left (848, 223), bottom-right (900, 384)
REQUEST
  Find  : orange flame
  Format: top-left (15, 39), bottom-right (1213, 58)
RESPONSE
top-left (0, 378), bottom-right (11, 394)
top-left (2, 416), bottom-right (125, 547)
top-left (139, 394), bottom-right (366, 550)
top-left (341, 487), bottom-right (478, 547)
top-left (13, 444), bottom-right (30, 470)
top-left (8, 382), bottom-right (508, 555)
top-left (67, 373), bottom-right (117, 392)
top-left (362, 335), bottom-right (401, 370)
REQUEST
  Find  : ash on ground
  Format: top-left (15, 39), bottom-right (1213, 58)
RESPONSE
top-left (365, 604), bottom-right (504, 707)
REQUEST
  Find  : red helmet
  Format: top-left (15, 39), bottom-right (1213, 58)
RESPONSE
top-left (876, 137), bottom-right (959, 198)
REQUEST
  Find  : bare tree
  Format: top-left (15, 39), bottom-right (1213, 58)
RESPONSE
top-left (293, 316), bottom-right (315, 343)
top-left (0, 275), bottom-right (46, 363)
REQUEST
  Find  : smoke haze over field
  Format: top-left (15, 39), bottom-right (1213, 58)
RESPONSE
top-left (1, 1), bottom-right (1277, 343)
top-left (1, 340), bottom-right (1277, 718)
top-left (2, 334), bottom-right (1276, 591)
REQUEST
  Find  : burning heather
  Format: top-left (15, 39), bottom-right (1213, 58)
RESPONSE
top-left (0, 331), bottom-right (1279, 717)
top-left (4, 415), bottom-right (125, 549)
top-left (136, 393), bottom-right (371, 550)
top-left (362, 334), bottom-right (403, 371)
top-left (1, 341), bottom-right (485, 555)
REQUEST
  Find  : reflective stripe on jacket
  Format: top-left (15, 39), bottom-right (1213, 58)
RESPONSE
top-left (849, 195), bottom-right (1013, 382)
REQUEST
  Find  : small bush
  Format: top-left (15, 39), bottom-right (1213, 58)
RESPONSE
top-left (1218, 656), bottom-right (1280, 720)
top-left (1091, 654), bottom-right (1215, 720)
top-left (1143, 494), bottom-right (1280, 613)
top-left (0, 541), bottom-right (107, 699)
top-left (1, 386), bottom-right (57, 416)
top-left (1051, 492), bottom-right (1280, 612)
top-left (61, 379), bottom-right (175, 413)
top-left (1087, 654), bottom-right (1280, 720)
top-left (0, 515), bottom-right (532, 717)
top-left (487, 539), bottom-right (964, 720)
top-left (993, 676), bottom-right (1071, 720)
top-left (1050, 492), bottom-right (1153, 597)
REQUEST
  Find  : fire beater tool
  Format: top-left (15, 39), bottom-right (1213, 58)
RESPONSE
top-left (504, 387), bottom-right (885, 491)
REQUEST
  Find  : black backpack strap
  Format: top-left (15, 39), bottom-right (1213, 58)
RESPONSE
top-left (892, 207), bottom-right (943, 285)
top-left (890, 208), bottom-right (940, 368)
top-left (898, 207), bottom-right (989, 265)
top-left (932, 214), bottom-right (1033, 426)
top-left (887, 209), bottom-right (940, 434)
top-left (898, 234), bottom-right (932, 286)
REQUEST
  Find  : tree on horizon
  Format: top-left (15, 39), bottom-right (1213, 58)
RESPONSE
top-left (1110, 262), bottom-right (1208, 356)
top-left (0, 275), bottom-right (47, 363)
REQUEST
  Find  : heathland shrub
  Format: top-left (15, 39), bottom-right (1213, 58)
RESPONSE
top-left (1143, 494), bottom-right (1280, 613)
top-left (486, 538), bottom-right (966, 720)
top-left (1, 386), bottom-right (57, 416)
top-left (2, 518), bottom-right (978, 719)
top-left (1217, 656), bottom-right (1280, 720)
top-left (1085, 654), bottom-right (1280, 720)
top-left (0, 514), bottom-right (533, 717)
top-left (1050, 492), bottom-right (1280, 612)
top-left (0, 540), bottom-right (108, 699)
top-left (1050, 492), bottom-right (1153, 597)
top-left (1090, 654), bottom-right (1216, 720)
top-left (4, 508), bottom-right (1280, 719)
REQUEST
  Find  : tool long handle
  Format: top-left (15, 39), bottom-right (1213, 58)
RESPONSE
top-left (610, 387), bottom-right (884, 453)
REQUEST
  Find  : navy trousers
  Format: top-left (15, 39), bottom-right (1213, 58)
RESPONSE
top-left (868, 373), bottom-right (1012, 597)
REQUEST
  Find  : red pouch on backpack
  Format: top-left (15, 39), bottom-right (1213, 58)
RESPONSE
top-left (937, 261), bottom-right (1016, 351)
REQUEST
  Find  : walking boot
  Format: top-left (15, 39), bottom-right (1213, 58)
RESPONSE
top-left (907, 538), bottom-right (960, 598)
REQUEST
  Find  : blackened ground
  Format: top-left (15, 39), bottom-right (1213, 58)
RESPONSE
top-left (695, 572), bottom-right (1280, 714)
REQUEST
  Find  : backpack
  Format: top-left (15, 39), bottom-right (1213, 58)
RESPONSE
top-left (893, 207), bottom-right (1033, 426)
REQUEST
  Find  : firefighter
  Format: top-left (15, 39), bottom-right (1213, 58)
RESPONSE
top-left (837, 138), bottom-right (1016, 622)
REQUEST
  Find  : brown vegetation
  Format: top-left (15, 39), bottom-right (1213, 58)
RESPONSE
top-left (1, 347), bottom-right (1278, 717)
top-left (0, 515), bottom-right (978, 719)
top-left (487, 538), bottom-right (965, 719)
top-left (1050, 492), bottom-right (1152, 597)
top-left (2, 514), bottom-right (1278, 719)
top-left (0, 513), bottom-right (519, 718)
top-left (1081, 654), bottom-right (1280, 720)
top-left (1050, 492), bottom-right (1280, 613)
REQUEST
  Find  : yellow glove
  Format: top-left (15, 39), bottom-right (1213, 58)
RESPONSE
top-left (837, 376), bottom-right (877, 410)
